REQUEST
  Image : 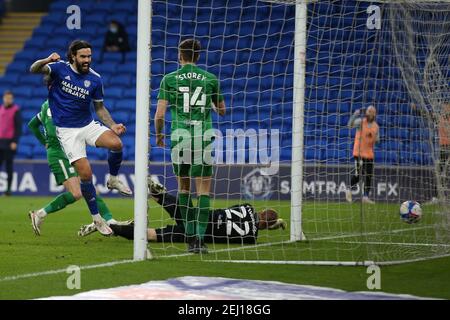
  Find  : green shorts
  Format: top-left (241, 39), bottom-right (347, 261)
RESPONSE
top-left (170, 132), bottom-right (213, 178)
top-left (47, 148), bottom-right (78, 185)
top-left (172, 163), bottom-right (213, 177)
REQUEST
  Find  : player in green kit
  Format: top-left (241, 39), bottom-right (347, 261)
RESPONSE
top-left (155, 39), bottom-right (226, 254)
top-left (27, 99), bottom-right (130, 236)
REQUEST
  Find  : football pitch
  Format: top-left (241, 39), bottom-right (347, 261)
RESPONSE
top-left (0, 196), bottom-right (449, 299)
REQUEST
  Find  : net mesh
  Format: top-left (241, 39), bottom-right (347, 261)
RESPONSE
top-left (146, 0), bottom-right (450, 264)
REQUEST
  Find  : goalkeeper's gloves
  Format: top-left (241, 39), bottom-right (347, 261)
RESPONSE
top-left (268, 218), bottom-right (287, 230)
top-left (353, 108), bottom-right (365, 117)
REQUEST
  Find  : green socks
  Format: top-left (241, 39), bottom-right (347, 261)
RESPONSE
top-left (196, 195), bottom-right (210, 240)
top-left (179, 193), bottom-right (211, 239)
top-left (43, 193), bottom-right (113, 222)
top-left (96, 196), bottom-right (113, 222)
top-left (44, 192), bottom-right (76, 214)
top-left (187, 196), bottom-right (195, 236)
top-left (179, 193), bottom-right (196, 236)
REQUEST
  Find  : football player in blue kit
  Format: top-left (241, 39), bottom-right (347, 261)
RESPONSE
top-left (29, 40), bottom-right (132, 235)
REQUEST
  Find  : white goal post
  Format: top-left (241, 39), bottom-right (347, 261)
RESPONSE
top-left (134, 0), bottom-right (151, 261)
top-left (133, 0), bottom-right (450, 265)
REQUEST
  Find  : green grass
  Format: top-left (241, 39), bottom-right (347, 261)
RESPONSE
top-left (0, 196), bottom-right (449, 299)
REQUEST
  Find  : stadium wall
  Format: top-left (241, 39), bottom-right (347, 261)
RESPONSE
top-left (0, 160), bottom-right (435, 202)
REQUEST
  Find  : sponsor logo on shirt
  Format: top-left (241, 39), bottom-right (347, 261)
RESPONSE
top-left (61, 80), bottom-right (90, 99)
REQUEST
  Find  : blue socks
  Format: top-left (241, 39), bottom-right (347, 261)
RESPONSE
top-left (108, 150), bottom-right (123, 176)
top-left (80, 180), bottom-right (99, 216)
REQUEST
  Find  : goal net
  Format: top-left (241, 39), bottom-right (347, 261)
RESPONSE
top-left (144, 0), bottom-right (450, 265)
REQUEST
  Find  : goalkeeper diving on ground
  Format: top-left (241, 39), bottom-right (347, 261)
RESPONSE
top-left (78, 177), bottom-right (287, 247)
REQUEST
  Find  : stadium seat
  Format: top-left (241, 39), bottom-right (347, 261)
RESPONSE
top-left (17, 145), bottom-right (33, 159)
top-left (325, 148), bottom-right (348, 163)
top-left (94, 63), bottom-right (118, 75)
top-left (33, 25), bottom-right (55, 37)
top-left (388, 128), bottom-right (410, 140)
top-left (115, 99), bottom-right (135, 111)
top-left (385, 140), bottom-right (401, 151)
top-left (112, 111), bottom-right (129, 124)
top-left (105, 87), bottom-right (123, 99)
top-left (304, 147), bottom-right (324, 162)
top-left (18, 75), bottom-right (43, 87)
top-left (107, 75), bottom-right (132, 86)
top-left (20, 135), bottom-right (39, 147)
top-left (148, 147), bottom-right (163, 162)
top-left (13, 86), bottom-right (33, 98)
top-left (6, 62), bottom-right (28, 74)
top-left (116, 62), bottom-right (136, 75)
top-left (30, 87), bottom-right (48, 100)
top-left (101, 52), bottom-right (125, 64)
top-left (21, 110), bottom-right (38, 122)
top-left (40, 12), bottom-right (65, 25)
top-left (5, 0), bottom-right (433, 164)
top-left (24, 98), bottom-right (46, 109)
top-left (89, 36), bottom-right (104, 49)
top-left (82, 13), bottom-right (106, 28)
top-left (32, 147), bottom-right (48, 159)
top-left (375, 151), bottom-right (399, 165)
top-left (15, 50), bottom-right (39, 62)
top-left (112, 1), bottom-right (137, 14)
top-left (326, 114), bottom-right (339, 126)
top-left (45, 37), bottom-right (68, 50)
top-left (412, 128), bottom-right (432, 141)
top-left (399, 115), bottom-right (415, 128)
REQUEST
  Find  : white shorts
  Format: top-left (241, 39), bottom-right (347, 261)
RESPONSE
top-left (56, 121), bottom-right (110, 164)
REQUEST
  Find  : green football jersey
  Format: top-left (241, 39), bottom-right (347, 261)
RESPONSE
top-left (157, 64), bottom-right (224, 132)
top-left (37, 100), bottom-right (61, 150)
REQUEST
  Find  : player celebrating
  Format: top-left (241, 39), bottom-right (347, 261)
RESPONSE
top-left (27, 99), bottom-right (131, 235)
top-left (154, 39), bottom-right (226, 253)
top-left (345, 105), bottom-right (379, 204)
top-left (30, 40), bottom-right (132, 235)
top-left (79, 178), bottom-right (287, 248)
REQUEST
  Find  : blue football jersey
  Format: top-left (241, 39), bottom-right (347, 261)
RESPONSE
top-left (47, 61), bottom-right (104, 128)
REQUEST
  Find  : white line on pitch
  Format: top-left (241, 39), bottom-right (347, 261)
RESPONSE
top-left (308, 225), bottom-right (432, 241)
top-left (205, 252), bottom-right (450, 266)
top-left (159, 240), bottom-right (291, 259)
top-left (0, 259), bottom-right (135, 283)
top-left (337, 241), bottom-right (450, 248)
top-left (0, 225), bottom-right (434, 282)
top-left (159, 225), bottom-right (432, 259)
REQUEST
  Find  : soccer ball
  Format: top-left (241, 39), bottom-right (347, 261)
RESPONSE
top-left (399, 201), bottom-right (422, 224)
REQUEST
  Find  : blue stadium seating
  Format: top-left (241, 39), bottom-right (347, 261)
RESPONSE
top-left (16, 145), bottom-right (33, 159)
top-left (14, 86), bottom-right (33, 98)
top-left (0, 0), bottom-right (439, 164)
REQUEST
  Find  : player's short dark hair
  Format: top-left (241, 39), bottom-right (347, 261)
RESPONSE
top-left (179, 39), bottom-right (201, 63)
top-left (67, 40), bottom-right (92, 64)
top-left (3, 90), bottom-right (13, 97)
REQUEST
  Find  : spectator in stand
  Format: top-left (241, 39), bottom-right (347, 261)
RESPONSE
top-left (100, 20), bottom-right (130, 64)
top-left (0, 90), bottom-right (22, 196)
top-left (0, 0), bottom-right (6, 24)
